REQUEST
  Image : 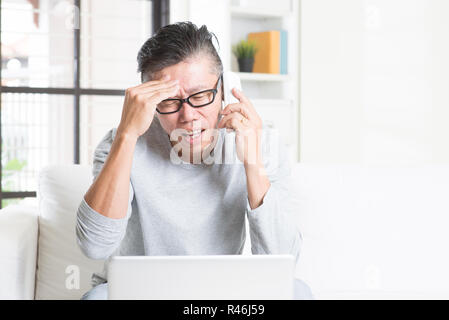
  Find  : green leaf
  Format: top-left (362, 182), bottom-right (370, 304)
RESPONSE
top-left (4, 158), bottom-right (27, 172)
top-left (232, 39), bottom-right (259, 59)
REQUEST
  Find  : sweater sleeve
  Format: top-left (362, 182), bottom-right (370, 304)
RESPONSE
top-left (75, 128), bottom-right (134, 260)
top-left (245, 127), bottom-right (303, 263)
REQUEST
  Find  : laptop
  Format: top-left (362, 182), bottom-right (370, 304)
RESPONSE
top-left (108, 255), bottom-right (295, 300)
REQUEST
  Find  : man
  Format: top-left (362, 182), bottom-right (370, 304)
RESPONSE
top-left (76, 21), bottom-right (312, 300)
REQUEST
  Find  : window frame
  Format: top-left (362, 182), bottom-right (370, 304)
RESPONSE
top-left (0, 0), bottom-right (170, 207)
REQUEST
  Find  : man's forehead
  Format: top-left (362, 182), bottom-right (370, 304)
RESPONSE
top-left (173, 73), bottom-right (218, 94)
top-left (182, 83), bottom-right (209, 93)
top-left (170, 83), bottom-right (209, 98)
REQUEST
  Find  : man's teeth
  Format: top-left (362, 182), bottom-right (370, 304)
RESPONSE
top-left (184, 130), bottom-right (202, 137)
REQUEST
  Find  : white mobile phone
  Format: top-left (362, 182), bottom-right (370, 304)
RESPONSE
top-left (222, 71), bottom-right (242, 108)
top-left (220, 71), bottom-right (242, 164)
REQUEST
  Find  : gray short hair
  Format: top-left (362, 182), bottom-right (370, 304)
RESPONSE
top-left (137, 21), bottom-right (223, 82)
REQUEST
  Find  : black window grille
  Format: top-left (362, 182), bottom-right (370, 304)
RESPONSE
top-left (0, 0), bottom-right (169, 208)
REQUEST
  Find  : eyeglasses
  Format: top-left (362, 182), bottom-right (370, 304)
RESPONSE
top-left (156, 74), bottom-right (222, 114)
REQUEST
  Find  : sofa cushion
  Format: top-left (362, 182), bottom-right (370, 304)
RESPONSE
top-left (0, 204), bottom-right (38, 299)
top-left (36, 164), bottom-right (104, 300)
top-left (292, 163), bottom-right (449, 299)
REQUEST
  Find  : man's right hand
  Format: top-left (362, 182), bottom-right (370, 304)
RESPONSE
top-left (82, 76), bottom-right (179, 222)
top-left (116, 75), bottom-right (179, 140)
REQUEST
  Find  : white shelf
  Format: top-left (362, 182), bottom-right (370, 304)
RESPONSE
top-left (230, 6), bottom-right (292, 19)
top-left (237, 72), bottom-right (291, 82)
top-left (251, 98), bottom-right (293, 106)
top-left (171, 0), bottom-right (299, 159)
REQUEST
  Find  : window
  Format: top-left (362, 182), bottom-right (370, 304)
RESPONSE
top-left (0, 0), bottom-right (169, 208)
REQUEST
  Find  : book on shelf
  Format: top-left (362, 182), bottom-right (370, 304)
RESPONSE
top-left (280, 30), bottom-right (288, 75)
top-left (247, 30), bottom-right (288, 75)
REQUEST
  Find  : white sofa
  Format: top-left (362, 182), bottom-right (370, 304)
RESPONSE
top-left (1, 163), bottom-right (449, 299)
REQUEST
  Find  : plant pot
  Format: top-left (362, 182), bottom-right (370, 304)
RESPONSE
top-left (237, 57), bottom-right (255, 73)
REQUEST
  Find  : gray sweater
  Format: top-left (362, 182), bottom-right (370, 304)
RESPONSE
top-left (76, 117), bottom-right (302, 285)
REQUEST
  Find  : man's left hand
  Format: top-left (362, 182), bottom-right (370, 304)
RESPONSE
top-left (217, 88), bottom-right (263, 167)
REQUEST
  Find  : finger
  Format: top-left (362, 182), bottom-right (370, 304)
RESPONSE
top-left (132, 79), bottom-right (179, 95)
top-left (128, 72), bottom-right (178, 93)
top-left (224, 117), bottom-right (246, 133)
top-left (231, 87), bottom-right (252, 105)
top-left (218, 112), bottom-right (247, 129)
top-left (126, 83), bottom-right (178, 102)
top-left (221, 103), bottom-right (251, 119)
top-left (229, 88), bottom-right (259, 115)
top-left (140, 85), bottom-right (180, 105)
top-left (218, 112), bottom-right (244, 128)
top-left (147, 73), bottom-right (172, 84)
top-left (222, 89), bottom-right (256, 116)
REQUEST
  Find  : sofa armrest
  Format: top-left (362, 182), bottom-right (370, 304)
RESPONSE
top-left (0, 203), bottom-right (39, 299)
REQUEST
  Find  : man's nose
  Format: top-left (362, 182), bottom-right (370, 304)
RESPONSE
top-left (178, 101), bottom-right (200, 122)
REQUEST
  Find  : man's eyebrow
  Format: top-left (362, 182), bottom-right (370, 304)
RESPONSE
top-left (172, 85), bottom-right (208, 98)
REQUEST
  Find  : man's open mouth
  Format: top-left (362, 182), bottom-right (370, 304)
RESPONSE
top-left (181, 129), bottom-right (206, 144)
top-left (182, 129), bottom-right (204, 138)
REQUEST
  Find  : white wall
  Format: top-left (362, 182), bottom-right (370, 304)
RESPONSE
top-left (170, 0), bottom-right (230, 69)
top-left (297, 0), bottom-right (449, 299)
top-left (79, 0), bottom-right (152, 166)
top-left (300, 0), bottom-right (449, 165)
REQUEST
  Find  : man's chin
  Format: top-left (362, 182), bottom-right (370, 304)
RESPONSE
top-left (169, 127), bottom-right (220, 163)
top-left (178, 140), bottom-right (218, 164)
top-left (179, 127), bottom-right (217, 146)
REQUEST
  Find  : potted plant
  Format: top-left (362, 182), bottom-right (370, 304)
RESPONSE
top-left (232, 39), bottom-right (258, 73)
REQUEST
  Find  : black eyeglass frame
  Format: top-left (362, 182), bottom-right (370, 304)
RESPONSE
top-left (156, 73), bottom-right (223, 114)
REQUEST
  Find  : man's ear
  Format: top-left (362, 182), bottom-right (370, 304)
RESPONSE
top-left (141, 72), bottom-right (152, 83)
